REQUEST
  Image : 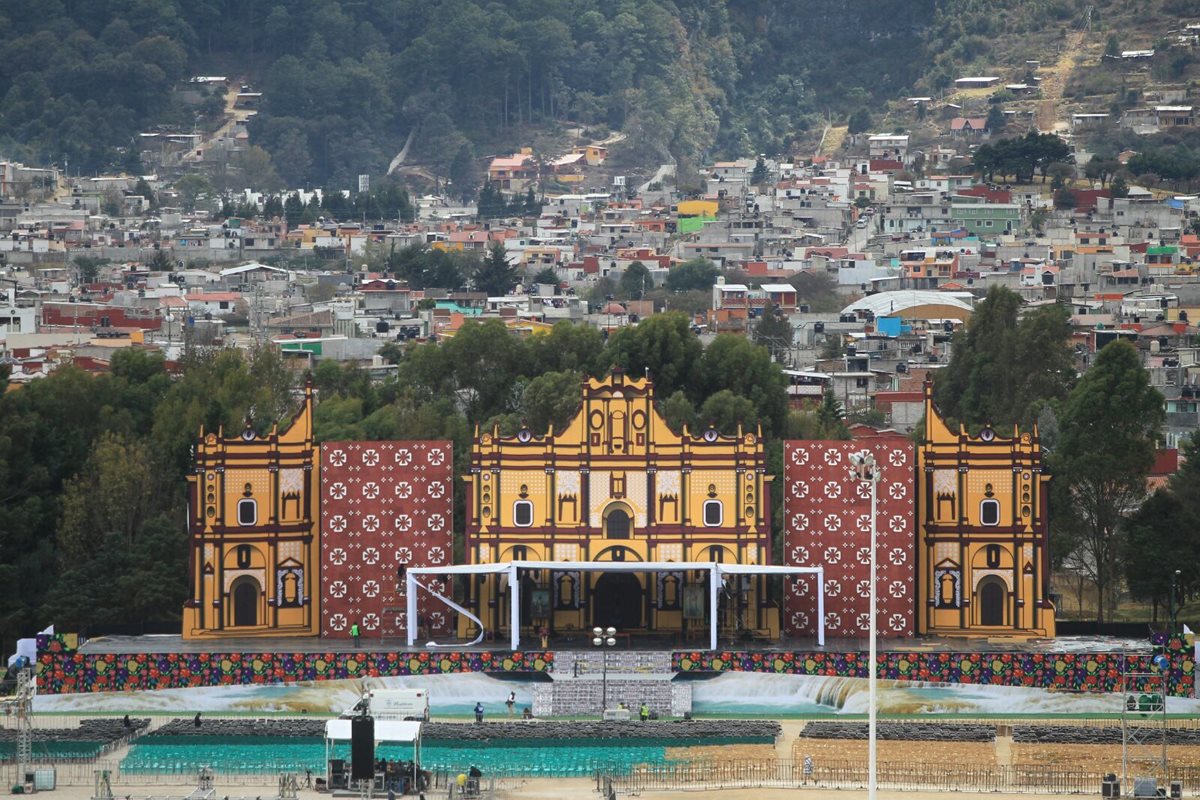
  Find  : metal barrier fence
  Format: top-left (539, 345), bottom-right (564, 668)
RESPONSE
top-left (598, 759), bottom-right (1200, 795)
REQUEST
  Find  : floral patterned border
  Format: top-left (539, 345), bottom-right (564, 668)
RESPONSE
top-left (672, 635), bottom-right (1195, 697)
top-left (35, 635), bottom-right (552, 695)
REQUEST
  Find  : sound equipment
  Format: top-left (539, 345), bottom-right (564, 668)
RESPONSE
top-left (330, 759), bottom-right (345, 776)
top-left (350, 716), bottom-right (375, 781)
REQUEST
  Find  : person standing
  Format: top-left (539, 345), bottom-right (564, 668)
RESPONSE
top-left (505, 691), bottom-right (516, 717)
top-left (350, 622), bottom-right (360, 648)
top-left (639, 702), bottom-right (649, 722)
top-left (474, 701), bottom-right (484, 723)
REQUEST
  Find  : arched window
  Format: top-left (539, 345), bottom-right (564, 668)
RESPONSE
top-left (703, 500), bottom-right (723, 527)
top-left (979, 499), bottom-right (1000, 526)
top-left (605, 509), bottom-right (630, 539)
top-left (237, 498), bottom-right (257, 526)
top-left (513, 500), bottom-right (533, 527)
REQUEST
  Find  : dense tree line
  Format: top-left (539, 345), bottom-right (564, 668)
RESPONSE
top-left (971, 133), bottom-right (1072, 184)
top-left (0, 0), bottom-right (1103, 185)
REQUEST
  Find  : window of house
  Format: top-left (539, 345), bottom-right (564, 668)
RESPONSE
top-left (513, 500), bottom-right (533, 527)
top-left (237, 498), bottom-right (257, 526)
top-left (703, 500), bottom-right (723, 527)
top-left (980, 499), bottom-right (1000, 526)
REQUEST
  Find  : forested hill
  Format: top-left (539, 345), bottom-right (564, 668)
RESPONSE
top-left (0, 0), bottom-right (1128, 185)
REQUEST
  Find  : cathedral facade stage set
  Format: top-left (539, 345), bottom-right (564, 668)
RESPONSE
top-left (176, 372), bottom-right (1056, 650)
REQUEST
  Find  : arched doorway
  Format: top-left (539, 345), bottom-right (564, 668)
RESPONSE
top-left (593, 573), bottom-right (642, 629)
top-left (604, 507), bottom-right (631, 539)
top-left (231, 577), bottom-right (260, 627)
top-left (978, 577), bottom-right (1006, 626)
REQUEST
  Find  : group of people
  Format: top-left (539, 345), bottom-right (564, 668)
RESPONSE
top-left (617, 702), bottom-right (654, 721)
top-left (473, 692), bottom-right (533, 722)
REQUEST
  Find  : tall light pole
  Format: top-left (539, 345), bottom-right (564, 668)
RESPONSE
top-left (592, 626), bottom-right (616, 714)
top-left (1171, 569), bottom-right (1181, 634)
top-left (849, 450), bottom-right (879, 800)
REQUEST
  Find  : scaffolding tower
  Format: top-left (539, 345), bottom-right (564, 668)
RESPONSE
top-left (1121, 653), bottom-right (1168, 798)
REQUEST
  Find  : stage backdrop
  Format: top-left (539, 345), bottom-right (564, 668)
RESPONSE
top-left (320, 441), bottom-right (453, 639)
top-left (783, 439), bottom-right (916, 639)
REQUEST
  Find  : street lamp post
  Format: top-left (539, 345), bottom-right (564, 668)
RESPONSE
top-left (1171, 569), bottom-right (1182, 634)
top-left (849, 450), bottom-right (880, 800)
top-left (592, 626), bottom-right (616, 714)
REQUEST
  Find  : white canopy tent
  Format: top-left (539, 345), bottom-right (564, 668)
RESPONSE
top-left (323, 719), bottom-right (422, 784)
top-left (405, 560), bottom-right (825, 651)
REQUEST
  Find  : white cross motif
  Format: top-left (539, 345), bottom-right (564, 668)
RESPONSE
top-left (362, 613), bottom-right (380, 630)
top-left (394, 481), bottom-right (413, 499)
top-left (792, 578), bottom-right (810, 596)
top-left (856, 546), bottom-right (871, 565)
top-left (889, 548), bottom-right (908, 565)
top-left (888, 449), bottom-right (907, 467)
top-left (328, 450), bottom-right (347, 467)
top-left (427, 514), bottom-right (446, 532)
top-left (362, 547), bottom-right (380, 565)
top-left (427, 481), bottom-right (446, 498)
top-left (329, 613), bottom-right (347, 631)
top-left (857, 579), bottom-right (871, 597)
top-left (790, 611), bottom-right (810, 629)
top-left (395, 514), bottom-right (413, 532)
top-left (825, 579), bottom-right (842, 597)
top-left (362, 449), bottom-right (379, 466)
top-left (889, 515), bottom-right (907, 533)
top-left (427, 449), bottom-right (446, 466)
top-left (362, 482), bottom-right (380, 499)
top-left (395, 546), bottom-right (413, 562)
top-left (889, 614), bottom-right (908, 631)
top-left (823, 449), bottom-right (843, 466)
top-left (394, 448), bottom-right (413, 466)
top-left (790, 513), bottom-right (810, 532)
top-left (393, 613), bottom-right (407, 628)
top-left (428, 611), bottom-right (446, 627)
top-left (888, 482), bottom-right (907, 500)
top-left (823, 514), bottom-right (841, 532)
top-left (329, 548), bottom-right (347, 566)
top-left (790, 482), bottom-right (810, 498)
top-left (822, 481), bottom-right (842, 499)
top-left (428, 546), bottom-right (446, 564)
top-left (790, 449), bottom-right (810, 465)
top-left (825, 612), bottom-right (841, 628)
top-left (857, 612), bottom-right (871, 631)
top-left (329, 515), bottom-right (347, 534)
top-left (823, 547), bottom-right (842, 564)
top-left (790, 545), bottom-right (810, 563)
top-left (329, 482), bottom-right (347, 500)
top-left (855, 513), bottom-right (870, 533)
top-left (363, 580), bottom-right (380, 598)
top-left (889, 580), bottom-right (907, 598)
top-left (330, 581), bottom-right (347, 598)
top-left (363, 514), bottom-right (380, 533)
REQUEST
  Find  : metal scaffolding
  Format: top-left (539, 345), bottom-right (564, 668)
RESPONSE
top-left (1121, 653), bottom-right (1168, 798)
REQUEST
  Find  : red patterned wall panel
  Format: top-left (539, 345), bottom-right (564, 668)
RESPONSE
top-left (320, 441), bottom-right (453, 639)
top-left (783, 439), bottom-right (915, 639)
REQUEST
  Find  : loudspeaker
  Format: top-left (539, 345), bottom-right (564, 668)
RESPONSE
top-left (330, 759), bottom-right (345, 776)
top-left (1171, 782), bottom-right (1182, 800)
top-left (350, 716), bottom-right (375, 781)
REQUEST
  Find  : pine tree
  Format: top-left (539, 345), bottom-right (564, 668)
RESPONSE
top-left (474, 243), bottom-right (517, 296)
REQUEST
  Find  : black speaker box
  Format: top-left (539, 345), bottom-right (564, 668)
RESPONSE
top-left (350, 716), bottom-right (375, 781)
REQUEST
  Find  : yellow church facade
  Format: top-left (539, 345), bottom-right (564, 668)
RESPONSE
top-left (462, 370), bottom-right (778, 641)
top-left (916, 379), bottom-right (1056, 637)
top-left (181, 384), bottom-right (320, 639)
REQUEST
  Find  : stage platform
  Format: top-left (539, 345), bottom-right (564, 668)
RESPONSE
top-left (74, 633), bottom-right (1158, 656)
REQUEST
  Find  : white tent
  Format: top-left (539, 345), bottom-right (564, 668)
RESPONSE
top-left (323, 719), bottom-right (422, 788)
top-left (405, 560), bottom-right (825, 651)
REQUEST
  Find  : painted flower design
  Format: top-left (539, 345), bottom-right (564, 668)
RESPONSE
top-left (362, 482), bottom-right (380, 499)
top-left (790, 481), bottom-right (810, 498)
top-left (790, 611), bottom-right (810, 629)
top-left (394, 481), bottom-right (413, 499)
top-left (329, 515), bottom-right (347, 534)
top-left (857, 613), bottom-right (871, 631)
top-left (329, 450), bottom-right (347, 467)
top-left (363, 514), bottom-right (380, 533)
top-left (395, 514), bottom-right (413, 532)
top-left (329, 482), bottom-right (347, 500)
top-left (362, 613), bottom-right (380, 630)
top-left (362, 547), bottom-right (380, 565)
top-left (330, 581), bottom-right (347, 599)
top-left (823, 514), bottom-right (841, 532)
top-left (362, 449), bottom-right (379, 466)
top-left (823, 547), bottom-right (842, 564)
top-left (428, 611), bottom-right (446, 628)
top-left (888, 449), bottom-right (907, 467)
top-left (888, 482), bottom-right (907, 500)
top-left (889, 580), bottom-right (907, 598)
top-left (823, 449), bottom-right (843, 465)
top-left (363, 580), bottom-right (380, 598)
top-left (329, 548), bottom-right (347, 566)
top-left (329, 613), bottom-right (347, 631)
top-left (889, 515), bottom-right (907, 533)
top-left (792, 578), bottom-right (810, 596)
top-left (790, 545), bottom-right (810, 563)
top-left (395, 546), bottom-right (413, 562)
top-left (427, 449), bottom-right (446, 466)
top-left (825, 579), bottom-right (842, 597)
top-left (790, 448), bottom-right (810, 465)
top-left (825, 612), bottom-right (841, 628)
top-left (822, 481), bottom-right (842, 499)
top-left (428, 546), bottom-right (446, 564)
top-left (427, 481), bottom-right (446, 498)
top-left (889, 614), bottom-right (908, 631)
top-left (790, 513), bottom-right (810, 532)
top-left (427, 513), bottom-right (446, 532)
top-left (394, 448), bottom-right (413, 466)
top-left (889, 548), bottom-right (908, 565)
top-left (856, 546), bottom-right (871, 565)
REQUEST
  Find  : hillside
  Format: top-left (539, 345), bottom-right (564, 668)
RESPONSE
top-left (0, 0), bottom-right (1192, 188)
